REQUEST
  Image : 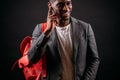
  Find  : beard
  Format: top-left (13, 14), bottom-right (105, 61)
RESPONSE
top-left (60, 11), bottom-right (71, 20)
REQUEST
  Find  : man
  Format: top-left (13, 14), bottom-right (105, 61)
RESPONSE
top-left (19, 0), bottom-right (100, 80)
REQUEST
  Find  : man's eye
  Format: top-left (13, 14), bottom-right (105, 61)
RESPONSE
top-left (66, 2), bottom-right (71, 5)
top-left (57, 3), bottom-right (63, 7)
top-left (57, 1), bottom-right (72, 8)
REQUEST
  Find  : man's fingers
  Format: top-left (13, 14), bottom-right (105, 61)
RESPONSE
top-left (48, 6), bottom-right (55, 16)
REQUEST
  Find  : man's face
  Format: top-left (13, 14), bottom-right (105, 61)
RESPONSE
top-left (51, 0), bottom-right (72, 20)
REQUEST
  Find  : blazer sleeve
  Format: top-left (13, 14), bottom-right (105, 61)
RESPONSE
top-left (82, 24), bottom-right (100, 80)
top-left (27, 24), bottom-right (49, 62)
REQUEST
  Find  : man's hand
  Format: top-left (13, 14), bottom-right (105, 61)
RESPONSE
top-left (18, 55), bottom-right (29, 68)
top-left (44, 4), bottom-right (59, 37)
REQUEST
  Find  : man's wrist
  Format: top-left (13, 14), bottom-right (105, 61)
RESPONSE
top-left (43, 29), bottom-right (51, 38)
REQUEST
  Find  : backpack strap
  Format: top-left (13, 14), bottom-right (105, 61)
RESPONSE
top-left (20, 36), bottom-right (32, 55)
top-left (41, 22), bottom-right (47, 32)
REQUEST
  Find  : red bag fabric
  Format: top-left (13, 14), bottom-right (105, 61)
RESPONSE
top-left (19, 23), bottom-right (47, 80)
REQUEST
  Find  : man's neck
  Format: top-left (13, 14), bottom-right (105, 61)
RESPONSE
top-left (57, 18), bottom-right (70, 27)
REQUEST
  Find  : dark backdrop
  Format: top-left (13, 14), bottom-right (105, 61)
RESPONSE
top-left (1, 0), bottom-right (119, 80)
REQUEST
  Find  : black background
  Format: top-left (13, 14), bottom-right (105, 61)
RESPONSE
top-left (1, 0), bottom-right (120, 80)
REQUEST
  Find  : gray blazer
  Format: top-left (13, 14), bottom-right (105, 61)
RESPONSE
top-left (28, 17), bottom-right (100, 80)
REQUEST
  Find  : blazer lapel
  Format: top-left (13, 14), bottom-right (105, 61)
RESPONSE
top-left (47, 29), bottom-right (60, 58)
top-left (71, 17), bottom-right (80, 62)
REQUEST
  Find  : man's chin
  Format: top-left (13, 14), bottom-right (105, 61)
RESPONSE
top-left (61, 16), bottom-right (70, 20)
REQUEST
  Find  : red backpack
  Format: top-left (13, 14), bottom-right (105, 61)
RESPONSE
top-left (12, 23), bottom-right (47, 80)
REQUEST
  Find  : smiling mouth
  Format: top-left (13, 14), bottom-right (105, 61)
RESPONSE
top-left (62, 12), bottom-right (70, 16)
